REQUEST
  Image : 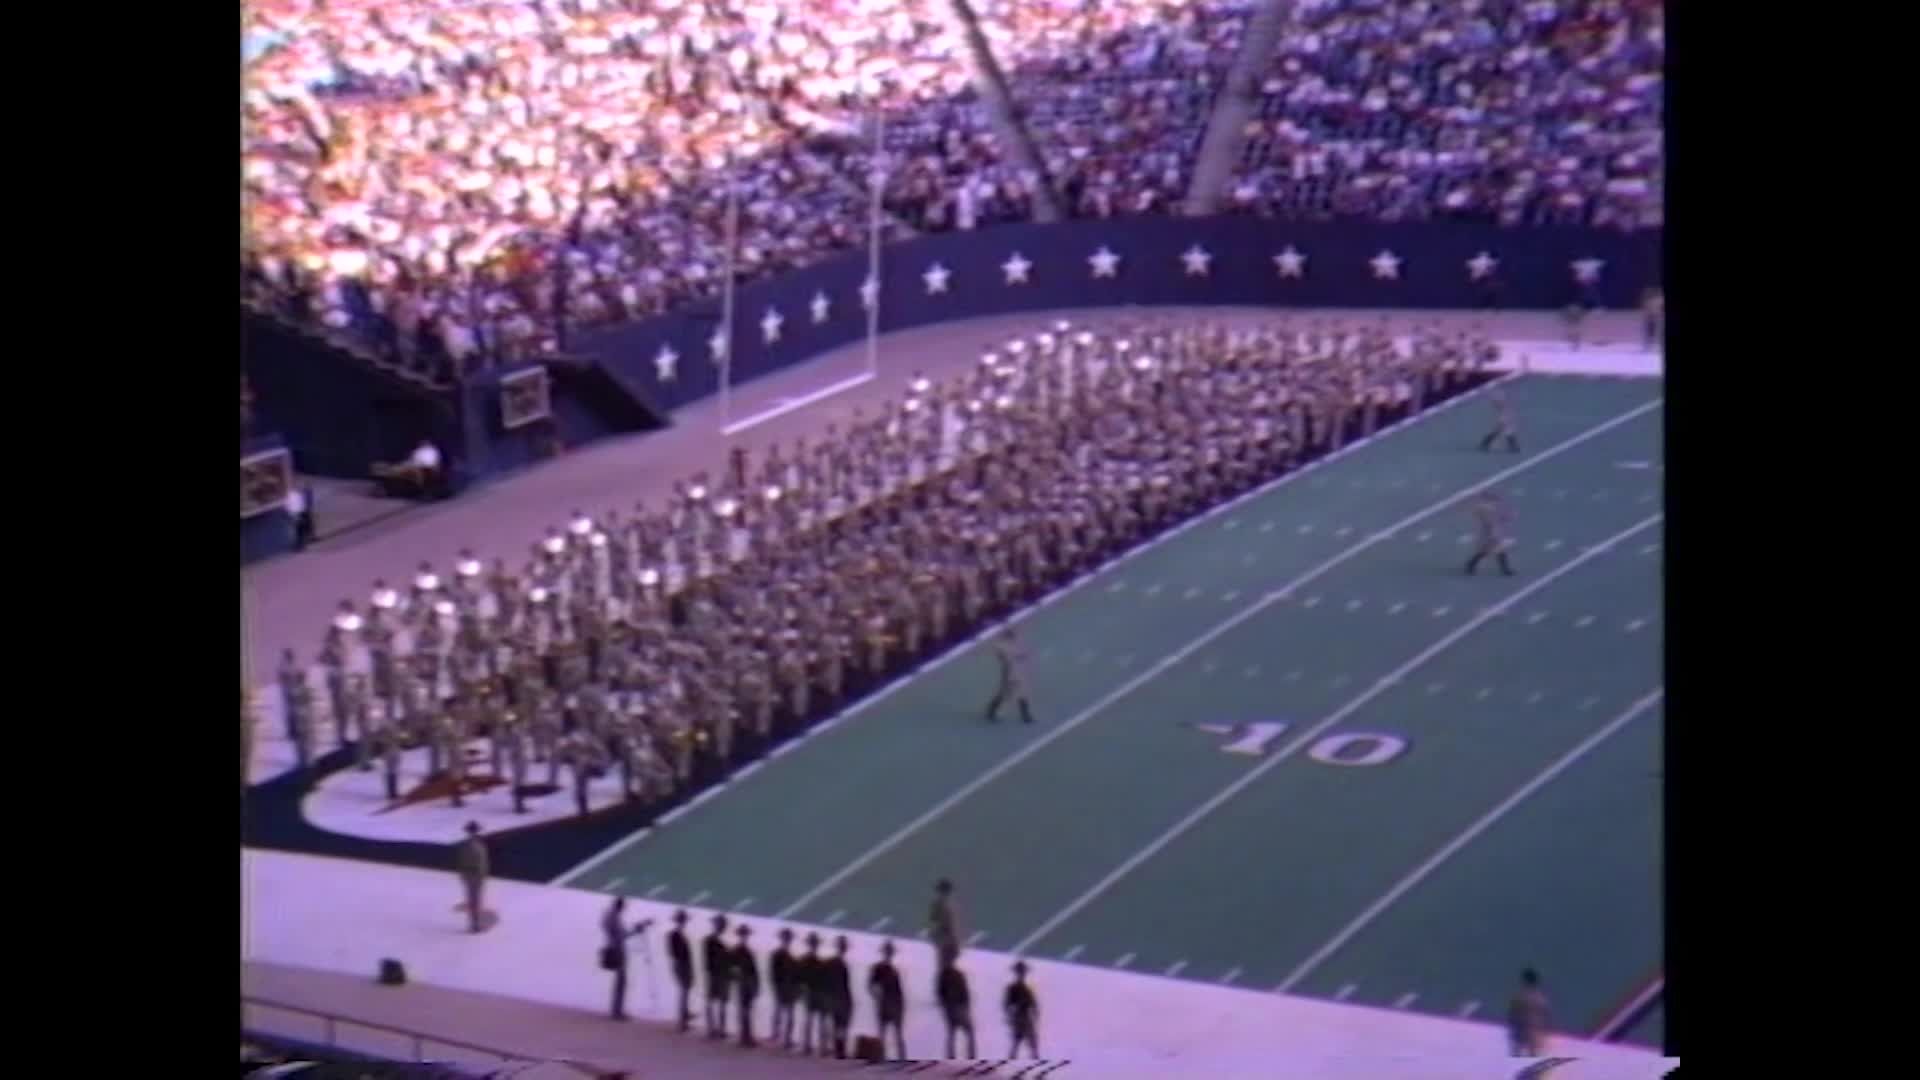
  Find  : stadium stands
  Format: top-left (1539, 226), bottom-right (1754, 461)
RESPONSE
top-left (1225, 0), bottom-right (1664, 227)
top-left (241, 0), bottom-right (1662, 372)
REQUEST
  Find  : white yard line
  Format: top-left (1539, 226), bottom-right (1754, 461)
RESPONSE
top-left (772, 400), bottom-right (1663, 918)
top-left (1594, 975), bottom-right (1666, 1041)
top-left (1009, 517), bottom-right (1663, 954)
top-left (1273, 688), bottom-right (1665, 992)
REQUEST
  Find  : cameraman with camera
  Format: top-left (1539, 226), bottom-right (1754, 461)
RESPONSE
top-left (600, 897), bottom-right (653, 1021)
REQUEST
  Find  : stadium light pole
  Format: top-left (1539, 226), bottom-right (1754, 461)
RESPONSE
top-left (718, 159), bottom-right (741, 434)
top-left (865, 105), bottom-right (886, 380)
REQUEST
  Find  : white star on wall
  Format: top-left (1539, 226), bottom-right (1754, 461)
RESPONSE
top-left (1467, 252), bottom-right (1498, 280)
top-left (859, 276), bottom-right (879, 311)
top-left (760, 307), bottom-right (784, 344)
top-left (1273, 247), bottom-right (1306, 278)
top-left (1370, 250), bottom-right (1402, 280)
top-left (1180, 245), bottom-right (1213, 277)
top-left (1571, 258), bottom-right (1605, 284)
top-left (1002, 253), bottom-right (1033, 285)
top-left (653, 344), bottom-right (678, 383)
top-left (1088, 247), bottom-right (1121, 278)
top-left (708, 327), bottom-right (729, 363)
top-left (923, 263), bottom-right (951, 295)
top-left (810, 291), bottom-right (831, 324)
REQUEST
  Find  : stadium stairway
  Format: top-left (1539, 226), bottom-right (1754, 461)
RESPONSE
top-left (1185, 0), bottom-right (1299, 215)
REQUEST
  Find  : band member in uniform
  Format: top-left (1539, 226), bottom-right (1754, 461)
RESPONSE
top-left (276, 649), bottom-right (304, 742)
top-left (984, 626), bottom-right (1034, 724)
top-left (1003, 960), bottom-right (1041, 1059)
top-left (928, 878), bottom-right (963, 970)
top-left (1479, 389), bottom-right (1520, 453)
top-left (287, 681), bottom-right (316, 771)
top-left (1508, 968), bottom-right (1552, 1057)
top-left (867, 940), bottom-right (907, 1060)
top-left (732, 924), bottom-right (761, 1048)
top-left (823, 935), bottom-right (854, 1058)
top-left (379, 722), bottom-right (404, 800)
top-left (938, 959), bottom-right (976, 1059)
top-left (702, 914), bottom-right (733, 1038)
top-left (771, 927), bottom-right (801, 1050)
top-left (601, 897), bottom-right (651, 1020)
top-left (667, 910), bottom-right (695, 1032)
top-left (1465, 490), bottom-right (1518, 577)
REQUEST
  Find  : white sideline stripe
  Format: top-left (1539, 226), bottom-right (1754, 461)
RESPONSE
top-left (604, 877), bottom-right (626, 892)
top-left (552, 375), bottom-right (1522, 886)
top-left (688, 890), bottom-right (710, 905)
top-left (1594, 976), bottom-right (1666, 1040)
top-left (869, 916), bottom-right (892, 932)
top-left (1274, 687), bottom-right (1665, 992)
top-left (1060, 944), bottom-right (1084, 962)
top-left (1010, 516), bottom-right (1663, 955)
top-left (1394, 993), bottom-right (1418, 1009)
top-left (1458, 1001), bottom-right (1481, 1018)
top-left (645, 884), bottom-right (667, 898)
top-left (774, 398), bottom-right (1662, 919)
top-left (719, 371), bottom-right (875, 436)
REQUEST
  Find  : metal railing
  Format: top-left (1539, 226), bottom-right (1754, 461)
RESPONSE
top-left (241, 995), bottom-right (613, 1079)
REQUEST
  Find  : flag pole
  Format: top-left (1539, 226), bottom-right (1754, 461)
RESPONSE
top-left (719, 160), bottom-right (741, 435)
top-left (865, 105), bottom-right (885, 380)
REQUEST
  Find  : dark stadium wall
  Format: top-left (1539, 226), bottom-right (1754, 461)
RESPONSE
top-left (572, 218), bottom-right (1662, 417)
top-left (244, 313), bottom-right (462, 481)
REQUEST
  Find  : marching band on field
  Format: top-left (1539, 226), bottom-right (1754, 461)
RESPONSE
top-left (269, 316), bottom-right (1499, 816)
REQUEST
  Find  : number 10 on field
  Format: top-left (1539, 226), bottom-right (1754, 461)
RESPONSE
top-left (1189, 721), bottom-right (1409, 767)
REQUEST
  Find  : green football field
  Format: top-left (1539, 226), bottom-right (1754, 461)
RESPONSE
top-left (558, 374), bottom-right (1665, 1043)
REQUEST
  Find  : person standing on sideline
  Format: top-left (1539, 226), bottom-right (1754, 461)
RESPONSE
top-left (937, 960), bottom-right (976, 1059)
top-left (454, 822), bottom-right (490, 933)
top-left (732, 924), bottom-right (761, 1048)
top-left (1640, 288), bottom-right (1664, 350)
top-left (867, 940), bottom-right (907, 1060)
top-left (1003, 960), bottom-right (1041, 1059)
top-left (667, 910), bottom-right (695, 1032)
top-left (1508, 968), bottom-right (1552, 1057)
top-left (799, 932), bottom-right (826, 1055)
top-left (702, 914), bottom-right (733, 1039)
top-left (1465, 490), bottom-right (1517, 577)
top-left (928, 878), bottom-right (963, 970)
top-left (823, 936), bottom-right (854, 1058)
top-left (285, 484), bottom-right (316, 550)
top-left (600, 897), bottom-right (650, 1020)
top-left (771, 928), bottom-right (801, 1050)
top-left (985, 625), bottom-right (1034, 723)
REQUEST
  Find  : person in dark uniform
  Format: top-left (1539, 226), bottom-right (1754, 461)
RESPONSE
top-left (984, 625), bottom-right (1034, 723)
top-left (928, 878), bottom-right (963, 971)
top-left (771, 927), bottom-right (801, 1050)
top-left (937, 960), bottom-right (977, 1059)
top-left (1478, 390), bottom-right (1520, 453)
top-left (1003, 960), bottom-right (1041, 1059)
top-left (667, 910), bottom-right (696, 1032)
top-left (823, 935), bottom-right (855, 1058)
top-left (1508, 968), bottom-right (1552, 1057)
top-left (799, 932), bottom-right (825, 1054)
top-left (600, 897), bottom-right (650, 1020)
top-left (732, 924), bottom-right (761, 1048)
top-left (702, 914), bottom-right (733, 1038)
top-left (1465, 490), bottom-right (1517, 577)
top-left (867, 940), bottom-right (907, 1060)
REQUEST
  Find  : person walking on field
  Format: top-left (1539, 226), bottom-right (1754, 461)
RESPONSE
top-left (453, 821), bottom-right (491, 933)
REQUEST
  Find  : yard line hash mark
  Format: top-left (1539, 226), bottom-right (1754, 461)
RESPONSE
top-left (773, 406), bottom-right (1664, 920)
top-left (1276, 689), bottom-right (1665, 991)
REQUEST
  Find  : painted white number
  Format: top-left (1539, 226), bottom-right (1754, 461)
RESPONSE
top-left (1221, 721), bottom-right (1289, 756)
top-left (1196, 724), bottom-right (1408, 768)
top-left (1306, 733), bottom-right (1409, 768)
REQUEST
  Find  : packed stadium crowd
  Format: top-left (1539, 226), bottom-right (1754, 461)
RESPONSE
top-left (241, 0), bottom-right (1660, 380)
top-left (275, 316), bottom-right (1499, 818)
